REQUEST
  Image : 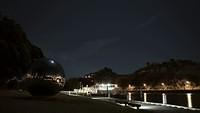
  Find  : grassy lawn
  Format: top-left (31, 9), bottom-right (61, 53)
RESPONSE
top-left (0, 90), bottom-right (152, 113)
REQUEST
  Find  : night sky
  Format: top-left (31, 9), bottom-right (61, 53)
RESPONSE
top-left (1, 0), bottom-right (200, 77)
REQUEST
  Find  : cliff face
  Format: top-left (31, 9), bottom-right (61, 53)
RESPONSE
top-left (0, 17), bottom-right (44, 85)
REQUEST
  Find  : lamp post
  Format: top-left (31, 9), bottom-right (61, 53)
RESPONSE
top-left (185, 81), bottom-right (191, 90)
top-left (161, 82), bottom-right (166, 90)
top-left (143, 83), bottom-right (147, 88)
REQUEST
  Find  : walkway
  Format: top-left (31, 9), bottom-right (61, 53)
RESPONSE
top-left (91, 97), bottom-right (200, 113)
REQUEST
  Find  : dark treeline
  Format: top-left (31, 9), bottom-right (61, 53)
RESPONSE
top-left (0, 16), bottom-right (44, 87)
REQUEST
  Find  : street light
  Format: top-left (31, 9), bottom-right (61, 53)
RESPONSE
top-left (128, 84), bottom-right (134, 91)
top-left (186, 81), bottom-right (190, 84)
top-left (143, 83), bottom-right (147, 90)
top-left (185, 80), bottom-right (191, 90)
top-left (49, 60), bottom-right (55, 64)
top-left (161, 82), bottom-right (166, 90)
top-left (143, 83), bottom-right (147, 87)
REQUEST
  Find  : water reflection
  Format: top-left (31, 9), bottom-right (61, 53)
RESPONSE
top-left (128, 92), bottom-right (131, 101)
top-left (162, 93), bottom-right (167, 104)
top-left (131, 92), bottom-right (199, 108)
top-left (144, 93), bottom-right (147, 102)
top-left (187, 93), bottom-right (192, 108)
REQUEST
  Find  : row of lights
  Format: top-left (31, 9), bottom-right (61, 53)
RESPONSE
top-left (128, 80), bottom-right (192, 90)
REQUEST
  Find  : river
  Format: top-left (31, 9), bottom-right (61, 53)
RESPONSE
top-left (130, 92), bottom-right (200, 108)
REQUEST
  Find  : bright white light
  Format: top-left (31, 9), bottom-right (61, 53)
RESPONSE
top-left (50, 60), bottom-right (55, 64)
top-left (144, 93), bottom-right (147, 102)
top-left (186, 81), bottom-right (190, 84)
top-left (187, 93), bottom-right (192, 108)
top-left (56, 79), bottom-right (60, 83)
top-left (96, 83), bottom-right (117, 91)
top-left (128, 92), bottom-right (132, 101)
top-left (140, 105), bottom-right (155, 110)
top-left (162, 93), bottom-right (167, 104)
top-left (107, 83), bottom-right (111, 87)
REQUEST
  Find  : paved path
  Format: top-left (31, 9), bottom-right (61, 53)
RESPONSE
top-left (91, 97), bottom-right (200, 113)
top-left (137, 102), bottom-right (200, 113)
top-left (0, 90), bottom-right (149, 113)
top-left (1, 90), bottom-right (199, 113)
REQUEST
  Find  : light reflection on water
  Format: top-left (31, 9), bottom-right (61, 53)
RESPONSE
top-left (131, 92), bottom-right (200, 108)
top-left (187, 93), bottom-right (192, 108)
top-left (162, 93), bottom-right (167, 104)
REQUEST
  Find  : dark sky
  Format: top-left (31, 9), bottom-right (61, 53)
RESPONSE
top-left (1, 0), bottom-right (200, 77)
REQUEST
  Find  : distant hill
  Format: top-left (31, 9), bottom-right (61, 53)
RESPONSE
top-left (0, 17), bottom-right (44, 85)
top-left (78, 59), bottom-right (200, 90)
top-left (79, 67), bottom-right (131, 88)
top-left (131, 59), bottom-right (200, 87)
top-left (92, 67), bottom-right (117, 83)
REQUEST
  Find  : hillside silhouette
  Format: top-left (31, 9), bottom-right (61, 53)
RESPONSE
top-left (77, 59), bottom-right (200, 89)
top-left (130, 59), bottom-right (200, 88)
top-left (0, 17), bottom-right (44, 86)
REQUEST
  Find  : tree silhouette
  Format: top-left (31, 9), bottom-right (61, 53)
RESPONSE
top-left (0, 16), bottom-right (44, 87)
